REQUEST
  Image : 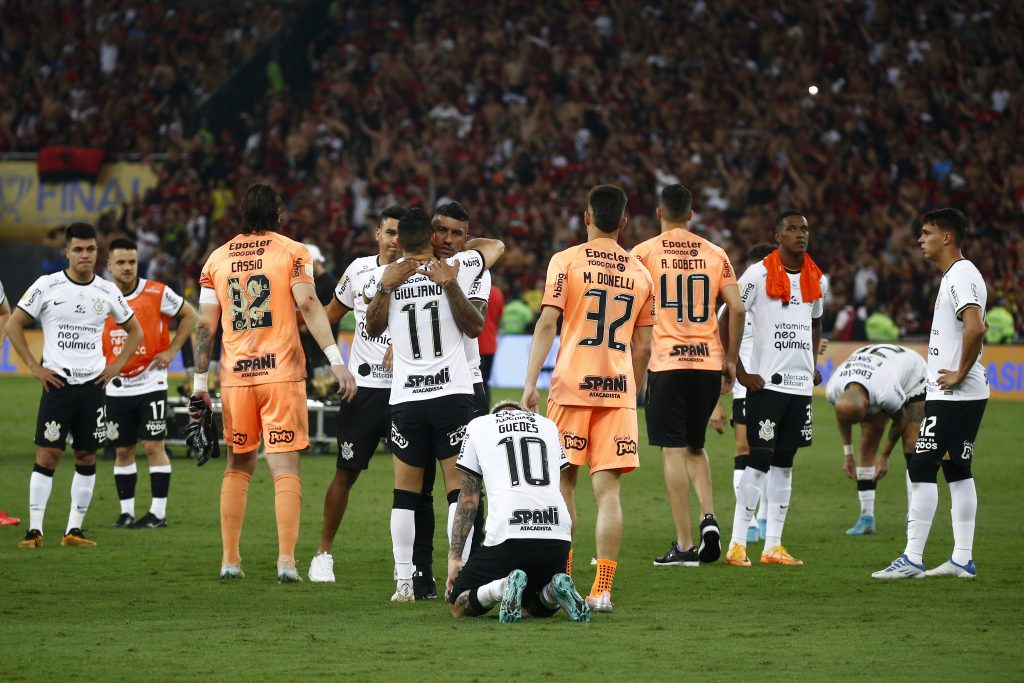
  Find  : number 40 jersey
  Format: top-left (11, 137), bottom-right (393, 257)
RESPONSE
top-left (199, 231), bottom-right (314, 388)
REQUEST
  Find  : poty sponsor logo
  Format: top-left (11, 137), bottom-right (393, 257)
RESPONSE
top-left (563, 433), bottom-right (588, 451)
top-left (390, 423), bottom-right (409, 449)
top-left (615, 437), bottom-right (637, 456)
top-left (268, 428), bottom-right (295, 445)
top-left (448, 424), bottom-right (467, 447)
top-left (231, 432), bottom-right (248, 446)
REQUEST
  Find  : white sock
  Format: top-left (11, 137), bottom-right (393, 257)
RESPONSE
top-left (904, 482), bottom-right (938, 565)
top-left (149, 464), bottom-right (171, 518)
top-left (476, 576), bottom-right (507, 608)
top-left (764, 466), bottom-right (793, 549)
top-left (756, 473), bottom-right (768, 522)
top-left (730, 467), bottom-right (765, 546)
top-left (29, 470), bottom-right (54, 534)
top-left (856, 467), bottom-right (877, 517)
top-left (905, 471), bottom-right (913, 517)
top-left (446, 501), bottom-right (475, 562)
top-left (66, 471), bottom-right (96, 534)
top-left (732, 469), bottom-right (743, 499)
top-left (391, 508), bottom-right (415, 582)
top-left (539, 582), bottom-right (559, 609)
top-left (949, 478), bottom-right (977, 565)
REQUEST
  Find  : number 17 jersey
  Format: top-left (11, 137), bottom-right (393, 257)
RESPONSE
top-left (543, 238), bottom-right (655, 408)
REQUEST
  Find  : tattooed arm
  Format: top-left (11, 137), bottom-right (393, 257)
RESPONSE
top-left (190, 301), bottom-right (221, 410)
top-left (446, 470), bottom-right (483, 615)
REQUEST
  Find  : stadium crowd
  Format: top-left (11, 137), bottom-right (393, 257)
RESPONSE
top-left (7, 0), bottom-right (1022, 339)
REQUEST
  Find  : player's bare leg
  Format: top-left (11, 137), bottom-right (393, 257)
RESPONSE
top-left (317, 469), bottom-right (360, 554)
top-left (662, 447), bottom-right (693, 548)
top-left (589, 469), bottom-right (622, 610)
top-left (560, 464), bottom-right (579, 573)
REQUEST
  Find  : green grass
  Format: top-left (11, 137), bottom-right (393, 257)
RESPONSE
top-left (0, 375), bottom-right (1020, 681)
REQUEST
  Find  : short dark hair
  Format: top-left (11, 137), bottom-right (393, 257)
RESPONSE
top-left (774, 210), bottom-right (806, 228)
top-left (588, 184), bottom-right (627, 233)
top-left (241, 183), bottom-right (280, 234)
top-left (659, 184), bottom-right (692, 221)
top-left (108, 237), bottom-right (138, 252)
top-left (747, 243), bottom-right (776, 262)
top-left (434, 201), bottom-right (470, 223)
top-left (65, 222), bottom-right (96, 244)
top-left (923, 208), bottom-right (968, 244)
top-left (379, 205), bottom-right (407, 226)
top-left (397, 207), bottom-right (433, 252)
top-left (491, 400), bottom-right (524, 414)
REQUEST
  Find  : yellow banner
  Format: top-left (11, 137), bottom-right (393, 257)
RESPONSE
top-left (0, 161), bottom-right (158, 239)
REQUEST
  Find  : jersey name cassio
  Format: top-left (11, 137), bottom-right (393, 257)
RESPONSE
top-left (336, 255), bottom-right (393, 389)
top-left (17, 271), bottom-right (134, 383)
top-left (543, 238), bottom-right (656, 408)
top-left (456, 410), bottom-right (571, 545)
top-left (103, 279), bottom-right (184, 397)
top-left (199, 231), bottom-right (314, 388)
top-left (738, 262), bottom-right (826, 396)
top-left (825, 344), bottom-right (927, 414)
top-left (364, 250), bottom-right (485, 404)
top-left (632, 229), bottom-right (737, 371)
top-left (462, 268), bottom-right (491, 382)
top-left (718, 302), bottom-right (753, 400)
top-left (928, 259), bottom-right (989, 401)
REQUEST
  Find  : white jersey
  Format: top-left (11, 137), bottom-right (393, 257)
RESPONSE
top-left (17, 271), bottom-right (134, 384)
top-left (826, 344), bottom-right (927, 414)
top-left (336, 255), bottom-right (392, 389)
top-left (718, 302), bottom-right (753, 400)
top-left (738, 262), bottom-right (826, 396)
top-left (456, 409), bottom-right (571, 546)
top-left (364, 250), bottom-right (486, 404)
top-left (0, 278), bottom-right (6, 306)
top-left (106, 278), bottom-right (184, 397)
top-left (927, 259), bottom-right (989, 401)
top-left (462, 269), bottom-right (491, 382)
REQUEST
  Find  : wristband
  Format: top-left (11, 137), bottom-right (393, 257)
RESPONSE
top-left (193, 372), bottom-right (209, 393)
top-left (376, 282), bottom-right (393, 296)
top-left (323, 345), bottom-right (344, 366)
top-left (843, 444), bottom-right (853, 457)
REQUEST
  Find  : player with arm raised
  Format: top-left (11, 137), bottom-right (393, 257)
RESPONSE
top-left (103, 237), bottom-right (197, 529)
top-left (521, 184), bottom-right (656, 612)
top-left (873, 208), bottom-right (988, 580)
top-left (632, 184), bottom-right (744, 567)
top-left (726, 211), bottom-right (827, 568)
top-left (8, 223), bottom-right (143, 548)
top-left (445, 401), bottom-right (588, 623)
top-left (191, 183), bottom-right (356, 582)
top-left (826, 344), bottom-right (926, 535)
top-left (362, 207), bottom-right (504, 602)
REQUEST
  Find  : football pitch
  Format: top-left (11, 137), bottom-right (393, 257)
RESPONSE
top-left (1, 376), bottom-right (1020, 681)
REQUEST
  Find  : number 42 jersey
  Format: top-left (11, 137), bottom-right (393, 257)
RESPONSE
top-left (199, 231), bottom-right (314, 388)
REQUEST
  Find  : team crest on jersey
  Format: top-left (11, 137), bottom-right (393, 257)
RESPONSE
top-left (961, 441), bottom-right (973, 461)
top-left (92, 298), bottom-right (105, 315)
top-left (44, 420), bottom-right (62, 442)
top-left (341, 441), bottom-right (354, 460)
top-left (448, 424), bottom-right (467, 447)
top-left (106, 421), bottom-right (120, 441)
top-left (758, 419), bottom-right (776, 442)
top-left (390, 423), bottom-right (409, 449)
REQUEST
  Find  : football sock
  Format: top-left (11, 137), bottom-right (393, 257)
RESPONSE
top-left (66, 464), bottom-right (96, 534)
top-left (732, 468), bottom-right (743, 499)
top-left (539, 582), bottom-right (560, 610)
top-left (764, 466), bottom-right (792, 550)
top-left (949, 478), bottom-right (977, 565)
top-left (730, 467), bottom-right (765, 546)
top-left (590, 559), bottom-right (616, 596)
top-left (904, 452), bottom-right (914, 516)
top-left (29, 464), bottom-right (55, 534)
top-left (412, 489), bottom-right (435, 572)
top-left (392, 489), bottom-right (419, 583)
top-left (114, 464), bottom-right (138, 516)
top-left (904, 482), bottom-right (938, 565)
top-left (220, 470), bottom-right (251, 566)
top-left (476, 576), bottom-right (507, 608)
top-left (856, 467), bottom-right (877, 516)
top-left (756, 472), bottom-right (768, 522)
top-left (272, 473), bottom-right (302, 563)
top-left (149, 465), bottom-right (171, 518)
top-left (566, 548), bottom-right (573, 576)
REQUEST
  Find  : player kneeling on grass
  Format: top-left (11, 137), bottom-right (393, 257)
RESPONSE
top-left (446, 402), bottom-right (589, 623)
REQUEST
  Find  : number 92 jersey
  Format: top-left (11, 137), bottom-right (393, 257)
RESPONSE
top-left (825, 344), bottom-right (927, 415)
top-left (198, 231), bottom-right (314, 387)
top-left (543, 238), bottom-right (655, 408)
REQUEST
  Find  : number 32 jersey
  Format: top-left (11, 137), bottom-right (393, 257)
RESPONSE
top-left (456, 410), bottom-right (571, 546)
top-left (199, 231), bottom-right (314, 388)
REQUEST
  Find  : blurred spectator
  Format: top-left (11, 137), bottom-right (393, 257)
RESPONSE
top-left (865, 304), bottom-right (900, 342)
top-left (479, 285), bottom-right (505, 402)
top-left (986, 300), bottom-right (1015, 344)
top-left (500, 297), bottom-right (535, 334)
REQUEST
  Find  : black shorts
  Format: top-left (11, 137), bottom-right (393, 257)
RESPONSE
top-left (645, 370), bottom-right (721, 449)
top-left (35, 381), bottom-right (107, 452)
top-left (914, 399), bottom-right (987, 464)
top-left (732, 397), bottom-right (747, 426)
top-left (390, 394), bottom-right (474, 467)
top-left (745, 389), bottom-right (812, 451)
top-left (472, 382), bottom-right (488, 418)
top-left (448, 538), bottom-right (571, 614)
top-left (105, 390), bottom-right (168, 447)
top-left (336, 386), bottom-right (391, 470)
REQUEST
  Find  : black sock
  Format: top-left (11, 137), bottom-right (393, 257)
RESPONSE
top-left (151, 471), bottom-right (170, 499)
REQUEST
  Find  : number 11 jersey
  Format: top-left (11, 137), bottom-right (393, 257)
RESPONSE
top-left (198, 231), bottom-right (314, 388)
top-left (543, 238), bottom-right (655, 408)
